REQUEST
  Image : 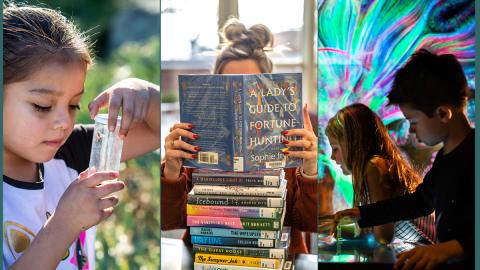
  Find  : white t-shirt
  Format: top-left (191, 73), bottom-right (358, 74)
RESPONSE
top-left (3, 126), bottom-right (95, 270)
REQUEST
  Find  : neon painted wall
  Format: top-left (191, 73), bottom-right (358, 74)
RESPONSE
top-left (317, 0), bottom-right (475, 209)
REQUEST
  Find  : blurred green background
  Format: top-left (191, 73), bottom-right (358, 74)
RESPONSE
top-left (19, 0), bottom-right (160, 269)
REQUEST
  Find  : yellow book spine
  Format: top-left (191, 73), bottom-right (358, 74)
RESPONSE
top-left (194, 253), bottom-right (280, 268)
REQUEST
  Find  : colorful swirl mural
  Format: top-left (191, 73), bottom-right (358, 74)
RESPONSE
top-left (317, 0), bottom-right (475, 209)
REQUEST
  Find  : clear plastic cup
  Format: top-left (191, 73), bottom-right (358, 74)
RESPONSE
top-left (88, 114), bottom-right (123, 173)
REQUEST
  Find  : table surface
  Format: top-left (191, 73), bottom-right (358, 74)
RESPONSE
top-left (161, 236), bottom-right (469, 270)
top-left (317, 234), bottom-right (470, 270)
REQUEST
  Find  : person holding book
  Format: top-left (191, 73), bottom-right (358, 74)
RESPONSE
top-left (162, 18), bottom-right (318, 255)
top-left (324, 103), bottom-right (436, 245)
top-left (330, 50), bottom-right (474, 269)
top-left (3, 4), bottom-right (160, 269)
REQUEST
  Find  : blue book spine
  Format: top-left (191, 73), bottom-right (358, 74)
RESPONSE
top-left (179, 75), bottom-right (235, 171)
top-left (191, 235), bottom-right (275, 248)
top-left (243, 73), bottom-right (303, 171)
top-left (231, 75), bottom-right (245, 172)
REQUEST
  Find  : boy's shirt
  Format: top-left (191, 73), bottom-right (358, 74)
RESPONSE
top-left (357, 129), bottom-right (474, 260)
top-left (3, 125), bottom-right (94, 270)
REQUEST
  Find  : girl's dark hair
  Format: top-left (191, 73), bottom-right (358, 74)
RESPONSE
top-left (326, 103), bottom-right (422, 206)
top-left (213, 18), bottom-right (273, 74)
top-left (3, 3), bottom-right (92, 84)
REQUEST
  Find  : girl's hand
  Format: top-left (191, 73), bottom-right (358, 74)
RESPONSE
top-left (282, 104), bottom-right (318, 176)
top-left (330, 207), bottom-right (361, 235)
top-left (52, 170), bottom-right (125, 234)
top-left (163, 123), bottom-right (200, 180)
top-left (88, 78), bottom-right (152, 138)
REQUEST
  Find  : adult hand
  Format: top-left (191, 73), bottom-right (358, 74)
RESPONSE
top-left (163, 123), bottom-right (199, 179)
top-left (282, 104), bottom-right (318, 176)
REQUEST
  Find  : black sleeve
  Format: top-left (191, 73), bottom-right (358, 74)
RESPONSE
top-left (357, 171), bottom-right (436, 228)
top-left (55, 124), bottom-right (94, 174)
top-left (454, 145), bottom-right (475, 262)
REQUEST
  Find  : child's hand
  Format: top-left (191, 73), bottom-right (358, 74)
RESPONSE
top-left (330, 207), bottom-right (361, 235)
top-left (88, 78), bottom-right (151, 138)
top-left (394, 240), bottom-right (464, 270)
top-left (52, 170), bottom-right (125, 234)
top-left (164, 123), bottom-right (199, 179)
top-left (282, 104), bottom-right (318, 176)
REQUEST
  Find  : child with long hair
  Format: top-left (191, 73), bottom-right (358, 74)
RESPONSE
top-left (332, 50), bottom-right (474, 269)
top-left (325, 103), bottom-right (435, 245)
top-left (162, 18), bottom-right (318, 255)
top-left (3, 3), bottom-right (160, 269)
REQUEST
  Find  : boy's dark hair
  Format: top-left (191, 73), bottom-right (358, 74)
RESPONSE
top-left (3, 3), bottom-right (92, 84)
top-left (388, 49), bottom-right (468, 117)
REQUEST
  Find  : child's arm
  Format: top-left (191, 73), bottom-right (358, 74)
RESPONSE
top-left (365, 158), bottom-right (395, 244)
top-left (332, 170), bottom-right (436, 232)
top-left (8, 171), bottom-right (124, 270)
top-left (394, 240), bottom-right (464, 270)
top-left (88, 78), bottom-right (160, 161)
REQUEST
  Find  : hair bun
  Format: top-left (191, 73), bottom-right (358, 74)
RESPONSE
top-left (222, 18), bottom-right (273, 50)
top-left (223, 18), bottom-right (249, 43)
top-left (247, 24), bottom-right (273, 49)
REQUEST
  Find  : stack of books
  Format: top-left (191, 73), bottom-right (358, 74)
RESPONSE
top-left (179, 73), bottom-right (303, 270)
top-left (187, 169), bottom-right (293, 270)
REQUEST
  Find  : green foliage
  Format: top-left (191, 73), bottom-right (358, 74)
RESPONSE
top-left (77, 38), bottom-right (160, 269)
top-left (20, 0), bottom-right (137, 54)
top-left (78, 37), bottom-right (160, 124)
top-left (160, 90), bottom-right (179, 103)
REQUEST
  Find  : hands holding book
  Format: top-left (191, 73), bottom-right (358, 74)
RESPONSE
top-left (281, 104), bottom-right (318, 176)
top-left (164, 123), bottom-right (199, 179)
top-left (164, 104), bottom-right (318, 179)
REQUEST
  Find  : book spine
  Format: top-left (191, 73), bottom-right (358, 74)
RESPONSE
top-left (189, 227), bottom-right (279, 239)
top-left (283, 260), bottom-right (293, 270)
top-left (194, 261), bottom-right (284, 270)
top-left (179, 75), bottom-right (234, 171)
top-left (193, 245), bottom-right (287, 259)
top-left (232, 76), bottom-right (244, 172)
top-left (192, 175), bottom-right (280, 187)
top-left (187, 216), bottom-right (282, 230)
top-left (193, 180), bottom-right (286, 197)
top-left (195, 253), bottom-right (280, 269)
top-left (187, 204), bottom-right (282, 219)
top-left (191, 236), bottom-right (275, 248)
top-left (187, 195), bottom-right (284, 208)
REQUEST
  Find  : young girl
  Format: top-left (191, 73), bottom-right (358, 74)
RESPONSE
top-left (161, 18), bottom-right (318, 255)
top-left (325, 103), bottom-right (435, 245)
top-left (3, 4), bottom-right (159, 269)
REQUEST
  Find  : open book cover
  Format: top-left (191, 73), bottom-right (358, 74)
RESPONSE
top-left (179, 73), bottom-right (302, 171)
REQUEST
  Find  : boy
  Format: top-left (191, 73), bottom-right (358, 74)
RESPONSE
top-left (332, 49), bottom-right (474, 270)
